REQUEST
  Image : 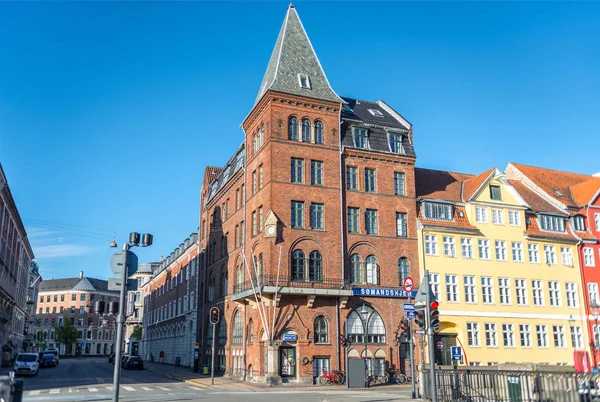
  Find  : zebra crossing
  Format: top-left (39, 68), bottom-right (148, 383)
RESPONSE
top-left (25, 383), bottom-right (205, 397)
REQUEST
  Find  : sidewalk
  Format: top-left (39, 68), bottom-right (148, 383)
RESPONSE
top-left (144, 361), bottom-right (416, 393)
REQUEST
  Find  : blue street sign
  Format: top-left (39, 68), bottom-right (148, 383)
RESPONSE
top-left (451, 346), bottom-right (462, 361)
top-left (352, 287), bottom-right (418, 299)
top-left (403, 303), bottom-right (415, 311)
top-left (282, 333), bottom-right (297, 341)
top-left (415, 330), bottom-right (425, 335)
top-left (405, 311), bottom-right (416, 319)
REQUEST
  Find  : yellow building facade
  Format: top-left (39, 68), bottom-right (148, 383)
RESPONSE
top-left (416, 167), bottom-right (590, 367)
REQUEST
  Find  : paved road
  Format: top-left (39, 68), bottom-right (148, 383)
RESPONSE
top-left (1, 357), bottom-right (414, 401)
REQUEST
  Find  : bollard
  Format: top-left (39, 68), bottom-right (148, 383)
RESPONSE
top-left (11, 379), bottom-right (24, 402)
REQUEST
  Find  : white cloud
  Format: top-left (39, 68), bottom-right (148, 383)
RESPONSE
top-left (34, 244), bottom-right (94, 259)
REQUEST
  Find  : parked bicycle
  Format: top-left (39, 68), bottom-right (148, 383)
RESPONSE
top-left (318, 369), bottom-right (345, 385)
top-left (393, 372), bottom-right (419, 384)
top-left (367, 372), bottom-right (389, 385)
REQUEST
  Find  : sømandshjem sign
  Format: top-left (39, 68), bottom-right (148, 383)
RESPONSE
top-left (352, 287), bottom-right (418, 298)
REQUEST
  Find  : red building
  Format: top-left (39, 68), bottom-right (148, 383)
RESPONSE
top-left (506, 163), bottom-right (600, 366)
top-left (198, 4), bottom-right (420, 385)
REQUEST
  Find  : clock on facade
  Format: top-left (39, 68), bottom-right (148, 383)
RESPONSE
top-left (265, 225), bottom-right (277, 238)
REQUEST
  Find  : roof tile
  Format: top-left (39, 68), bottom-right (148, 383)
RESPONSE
top-left (415, 168), bottom-right (473, 202)
top-left (462, 168), bottom-right (495, 201)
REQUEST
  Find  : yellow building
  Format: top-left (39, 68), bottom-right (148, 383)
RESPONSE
top-left (416, 167), bottom-right (590, 367)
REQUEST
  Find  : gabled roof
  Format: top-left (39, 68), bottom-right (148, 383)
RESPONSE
top-left (509, 180), bottom-right (565, 215)
top-left (523, 211), bottom-right (578, 243)
top-left (39, 276), bottom-right (114, 293)
top-left (205, 167), bottom-right (223, 185)
top-left (418, 205), bottom-right (479, 232)
top-left (254, 5), bottom-right (343, 106)
top-left (570, 177), bottom-right (600, 207)
top-left (461, 168), bottom-right (495, 201)
top-left (415, 168), bottom-right (473, 202)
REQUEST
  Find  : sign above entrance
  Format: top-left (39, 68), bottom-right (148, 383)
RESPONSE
top-left (282, 333), bottom-right (297, 341)
top-left (353, 287), bottom-right (418, 298)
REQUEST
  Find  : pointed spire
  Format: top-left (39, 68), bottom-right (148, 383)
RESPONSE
top-left (254, 5), bottom-right (343, 106)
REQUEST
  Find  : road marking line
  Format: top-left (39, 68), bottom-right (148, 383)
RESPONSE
top-left (142, 387), bottom-right (152, 391)
top-left (157, 386), bottom-right (170, 390)
top-left (49, 389), bottom-right (60, 394)
top-left (88, 387), bottom-right (98, 392)
top-left (187, 386), bottom-right (203, 390)
top-left (105, 386), bottom-right (113, 391)
top-left (123, 386), bottom-right (135, 391)
top-left (29, 391), bottom-right (41, 396)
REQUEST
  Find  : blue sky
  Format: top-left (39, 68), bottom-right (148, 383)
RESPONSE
top-left (1, 1), bottom-right (598, 280)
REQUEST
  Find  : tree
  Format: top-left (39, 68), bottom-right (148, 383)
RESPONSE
top-left (54, 318), bottom-right (77, 355)
top-left (132, 325), bottom-right (142, 341)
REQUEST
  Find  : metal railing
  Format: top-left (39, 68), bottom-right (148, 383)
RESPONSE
top-left (233, 275), bottom-right (349, 294)
top-left (424, 368), bottom-right (597, 402)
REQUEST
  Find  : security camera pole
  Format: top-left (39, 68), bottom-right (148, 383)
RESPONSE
top-left (111, 232), bottom-right (152, 402)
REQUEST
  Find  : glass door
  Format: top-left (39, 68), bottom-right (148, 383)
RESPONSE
top-left (280, 347), bottom-right (296, 379)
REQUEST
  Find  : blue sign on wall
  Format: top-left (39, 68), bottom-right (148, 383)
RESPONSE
top-left (451, 346), bottom-right (462, 361)
top-left (405, 311), bottom-right (416, 319)
top-left (352, 287), bottom-right (418, 298)
top-left (282, 333), bottom-right (297, 341)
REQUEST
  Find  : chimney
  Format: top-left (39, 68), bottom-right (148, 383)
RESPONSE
top-left (79, 271), bottom-right (84, 279)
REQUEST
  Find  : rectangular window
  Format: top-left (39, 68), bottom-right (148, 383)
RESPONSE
top-left (475, 207), bottom-right (488, 223)
top-left (549, 281), bottom-right (561, 307)
top-left (258, 206), bottom-right (263, 232)
top-left (291, 201), bottom-right (304, 228)
top-left (252, 211), bottom-right (257, 236)
top-left (512, 242), bottom-right (523, 262)
top-left (443, 236), bottom-right (456, 257)
top-left (544, 245), bottom-right (557, 265)
top-left (365, 209), bottom-right (378, 235)
top-left (310, 203), bottom-right (324, 230)
top-left (594, 325), bottom-right (600, 347)
top-left (291, 158), bottom-right (304, 183)
top-left (509, 211), bottom-right (521, 226)
top-left (571, 326), bottom-right (583, 349)
top-left (532, 280), bottom-right (544, 306)
top-left (394, 172), bottom-right (406, 196)
top-left (553, 325), bottom-right (566, 348)
top-left (346, 166), bottom-right (358, 190)
top-left (467, 322), bottom-right (480, 347)
top-left (478, 239), bottom-right (490, 260)
top-left (313, 358), bottom-right (330, 378)
top-left (348, 207), bottom-right (359, 233)
top-left (445, 274), bottom-right (458, 302)
top-left (528, 244), bottom-right (540, 263)
top-left (353, 127), bottom-right (369, 149)
top-left (561, 247), bottom-right (573, 266)
top-left (396, 213), bottom-right (407, 237)
top-left (503, 324), bottom-right (515, 347)
top-left (71, 294), bottom-right (76, 301)
top-left (499, 278), bottom-right (511, 305)
top-left (536, 324), bottom-right (549, 347)
top-left (495, 240), bottom-right (507, 261)
top-left (485, 323), bottom-right (498, 347)
top-left (481, 277), bottom-right (494, 304)
top-left (539, 215), bottom-right (565, 232)
top-left (515, 279), bottom-right (528, 306)
top-left (311, 160), bottom-right (323, 186)
top-left (252, 170), bottom-right (257, 195)
top-left (461, 238), bottom-right (473, 259)
top-left (492, 209), bottom-right (504, 225)
top-left (259, 165), bottom-right (264, 188)
top-left (584, 248), bottom-right (596, 267)
top-left (423, 202), bottom-right (452, 220)
top-left (596, 213), bottom-right (600, 232)
top-left (489, 185), bottom-right (501, 200)
top-left (520, 324), bottom-right (532, 347)
top-left (365, 168), bottom-right (376, 192)
top-left (566, 282), bottom-right (578, 308)
top-left (389, 132), bottom-right (404, 153)
top-left (464, 276), bottom-right (476, 303)
top-left (425, 234), bottom-right (438, 255)
top-left (589, 283), bottom-right (599, 305)
top-left (429, 274), bottom-right (440, 299)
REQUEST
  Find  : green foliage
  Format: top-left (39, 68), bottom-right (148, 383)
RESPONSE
top-left (55, 318), bottom-right (77, 347)
top-left (132, 325), bottom-right (142, 341)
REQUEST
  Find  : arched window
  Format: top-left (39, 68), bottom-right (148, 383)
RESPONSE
top-left (232, 310), bottom-right (243, 345)
top-left (309, 251), bottom-right (322, 282)
top-left (221, 271), bottom-right (228, 297)
top-left (252, 133), bottom-right (257, 155)
top-left (218, 318), bottom-right (227, 346)
top-left (248, 318), bottom-right (254, 344)
top-left (208, 275), bottom-right (215, 301)
top-left (346, 305), bottom-right (386, 344)
top-left (314, 121), bottom-right (323, 144)
top-left (257, 253), bottom-right (264, 284)
top-left (314, 316), bottom-right (328, 343)
top-left (366, 255), bottom-right (378, 285)
top-left (288, 117), bottom-right (299, 140)
top-left (350, 254), bottom-right (363, 284)
top-left (302, 118), bottom-right (311, 142)
top-left (236, 265), bottom-right (244, 285)
top-left (291, 250), bottom-right (305, 281)
top-left (398, 258), bottom-right (409, 285)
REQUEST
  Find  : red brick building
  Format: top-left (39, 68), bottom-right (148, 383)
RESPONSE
top-left (198, 5), bottom-right (420, 385)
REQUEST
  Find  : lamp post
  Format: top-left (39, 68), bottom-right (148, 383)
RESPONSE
top-left (592, 303), bottom-right (600, 369)
top-left (360, 305), bottom-right (377, 388)
top-left (109, 232), bottom-right (152, 402)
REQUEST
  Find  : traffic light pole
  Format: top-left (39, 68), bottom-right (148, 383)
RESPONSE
top-left (112, 244), bottom-right (129, 402)
top-left (424, 270), bottom-right (437, 402)
top-left (211, 323), bottom-right (216, 386)
top-left (409, 318), bottom-right (416, 398)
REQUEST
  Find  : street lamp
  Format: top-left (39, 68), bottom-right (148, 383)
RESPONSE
top-left (360, 305), bottom-right (377, 388)
top-left (109, 232), bottom-right (152, 402)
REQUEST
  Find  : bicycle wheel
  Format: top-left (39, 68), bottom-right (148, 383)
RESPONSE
top-left (378, 374), bottom-right (389, 384)
top-left (396, 374), bottom-right (408, 384)
top-left (318, 375), bottom-right (328, 386)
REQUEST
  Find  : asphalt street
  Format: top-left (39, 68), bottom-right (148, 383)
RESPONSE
top-left (1, 357), bottom-right (415, 401)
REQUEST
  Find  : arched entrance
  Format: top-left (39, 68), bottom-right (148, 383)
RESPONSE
top-left (433, 321), bottom-right (460, 366)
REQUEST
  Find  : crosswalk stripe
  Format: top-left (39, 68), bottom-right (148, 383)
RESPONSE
top-left (88, 387), bottom-right (98, 392)
top-left (157, 386), bottom-right (170, 390)
top-left (49, 389), bottom-right (60, 394)
top-left (142, 387), bottom-right (152, 391)
top-left (29, 390), bottom-right (41, 396)
top-left (123, 386), bottom-right (135, 391)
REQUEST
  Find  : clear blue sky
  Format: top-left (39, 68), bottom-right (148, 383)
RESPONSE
top-left (1, 1), bottom-right (598, 280)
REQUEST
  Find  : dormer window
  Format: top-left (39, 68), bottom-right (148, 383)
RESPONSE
top-left (368, 108), bottom-right (384, 117)
top-left (388, 133), bottom-right (404, 154)
top-left (572, 216), bottom-right (586, 231)
top-left (489, 185), bottom-right (502, 201)
top-left (353, 127), bottom-right (369, 149)
top-left (538, 214), bottom-right (566, 233)
top-left (423, 202), bottom-right (453, 221)
top-left (298, 74), bottom-right (311, 89)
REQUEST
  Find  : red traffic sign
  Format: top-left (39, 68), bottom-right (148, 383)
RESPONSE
top-left (436, 341), bottom-right (444, 350)
top-left (403, 277), bottom-right (414, 293)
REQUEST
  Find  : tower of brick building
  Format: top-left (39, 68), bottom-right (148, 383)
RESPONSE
top-left (198, 4), bottom-right (419, 385)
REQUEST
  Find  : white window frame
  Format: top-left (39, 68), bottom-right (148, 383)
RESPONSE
top-left (498, 278), bottom-right (511, 305)
top-left (536, 324), bottom-right (549, 348)
top-left (561, 247), bottom-right (573, 266)
top-left (502, 323), bottom-right (515, 348)
top-left (464, 275), bottom-right (477, 304)
top-left (544, 245), bottom-right (557, 265)
top-left (571, 326), bottom-right (583, 349)
top-left (515, 279), bottom-right (528, 306)
top-left (566, 282), bottom-right (578, 308)
top-left (532, 280), bottom-right (544, 306)
top-left (429, 273), bottom-right (440, 299)
top-left (553, 325), bottom-right (566, 348)
top-left (495, 240), bottom-right (507, 261)
top-left (520, 324), bottom-right (532, 348)
top-left (461, 237), bottom-right (473, 259)
top-left (588, 282), bottom-right (599, 306)
top-left (478, 239), bottom-right (490, 260)
top-left (443, 236), bottom-right (456, 258)
top-left (467, 322), bottom-right (480, 347)
top-left (445, 274), bottom-right (459, 302)
top-left (528, 243), bottom-right (540, 263)
top-left (475, 207), bottom-right (488, 223)
top-left (492, 209), bottom-right (504, 225)
top-left (548, 281), bottom-right (561, 307)
top-left (509, 211), bottom-right (521, 226)
top-left (297, 73), bottom-right (311, 89)
top-left (481, 277), bottom-right (494, 304)
top-left (595, 213), bottom-right (600, 232)
top-left (485, 323), bottom-right (498, 347)
top-left (425, 234), bottom-right (438, 256)
top-left (512, 242), bottom-right (523, 262)
top-left (584, 248), bottom-right (596, 267)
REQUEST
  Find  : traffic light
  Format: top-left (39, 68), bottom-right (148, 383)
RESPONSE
top-left (399, 319), bottom-right (409, 342)
top-left (339, 334), bottom-right (351, 348)
top-left (415, 309), bottom-right (426, 328)
top-left (430, 301), bottom-right (440, 331)
top-left (209, 307), bottom-right (220, 325)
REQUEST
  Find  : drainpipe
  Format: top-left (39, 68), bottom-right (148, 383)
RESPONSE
top-left (336, 298), bottom-right (341, 371)
top-left (338, 109), bottom-right (346, 374)
top-left (201, 192), bottom-right (208, 368)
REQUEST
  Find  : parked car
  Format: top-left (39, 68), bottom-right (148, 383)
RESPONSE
top-left (12, 353), bottom-right (39, 376)
top-left (123, 356), bottom-right (143, 370)
top-left (40, 353), bottom-right (58, 368)
top-left (44, 348), bottom-right (59, 366)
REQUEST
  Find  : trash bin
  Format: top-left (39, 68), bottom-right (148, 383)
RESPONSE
top-left (11, 379), bottom-right (24, 402)
top-left (203, 366), bottom-right (209, 375)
